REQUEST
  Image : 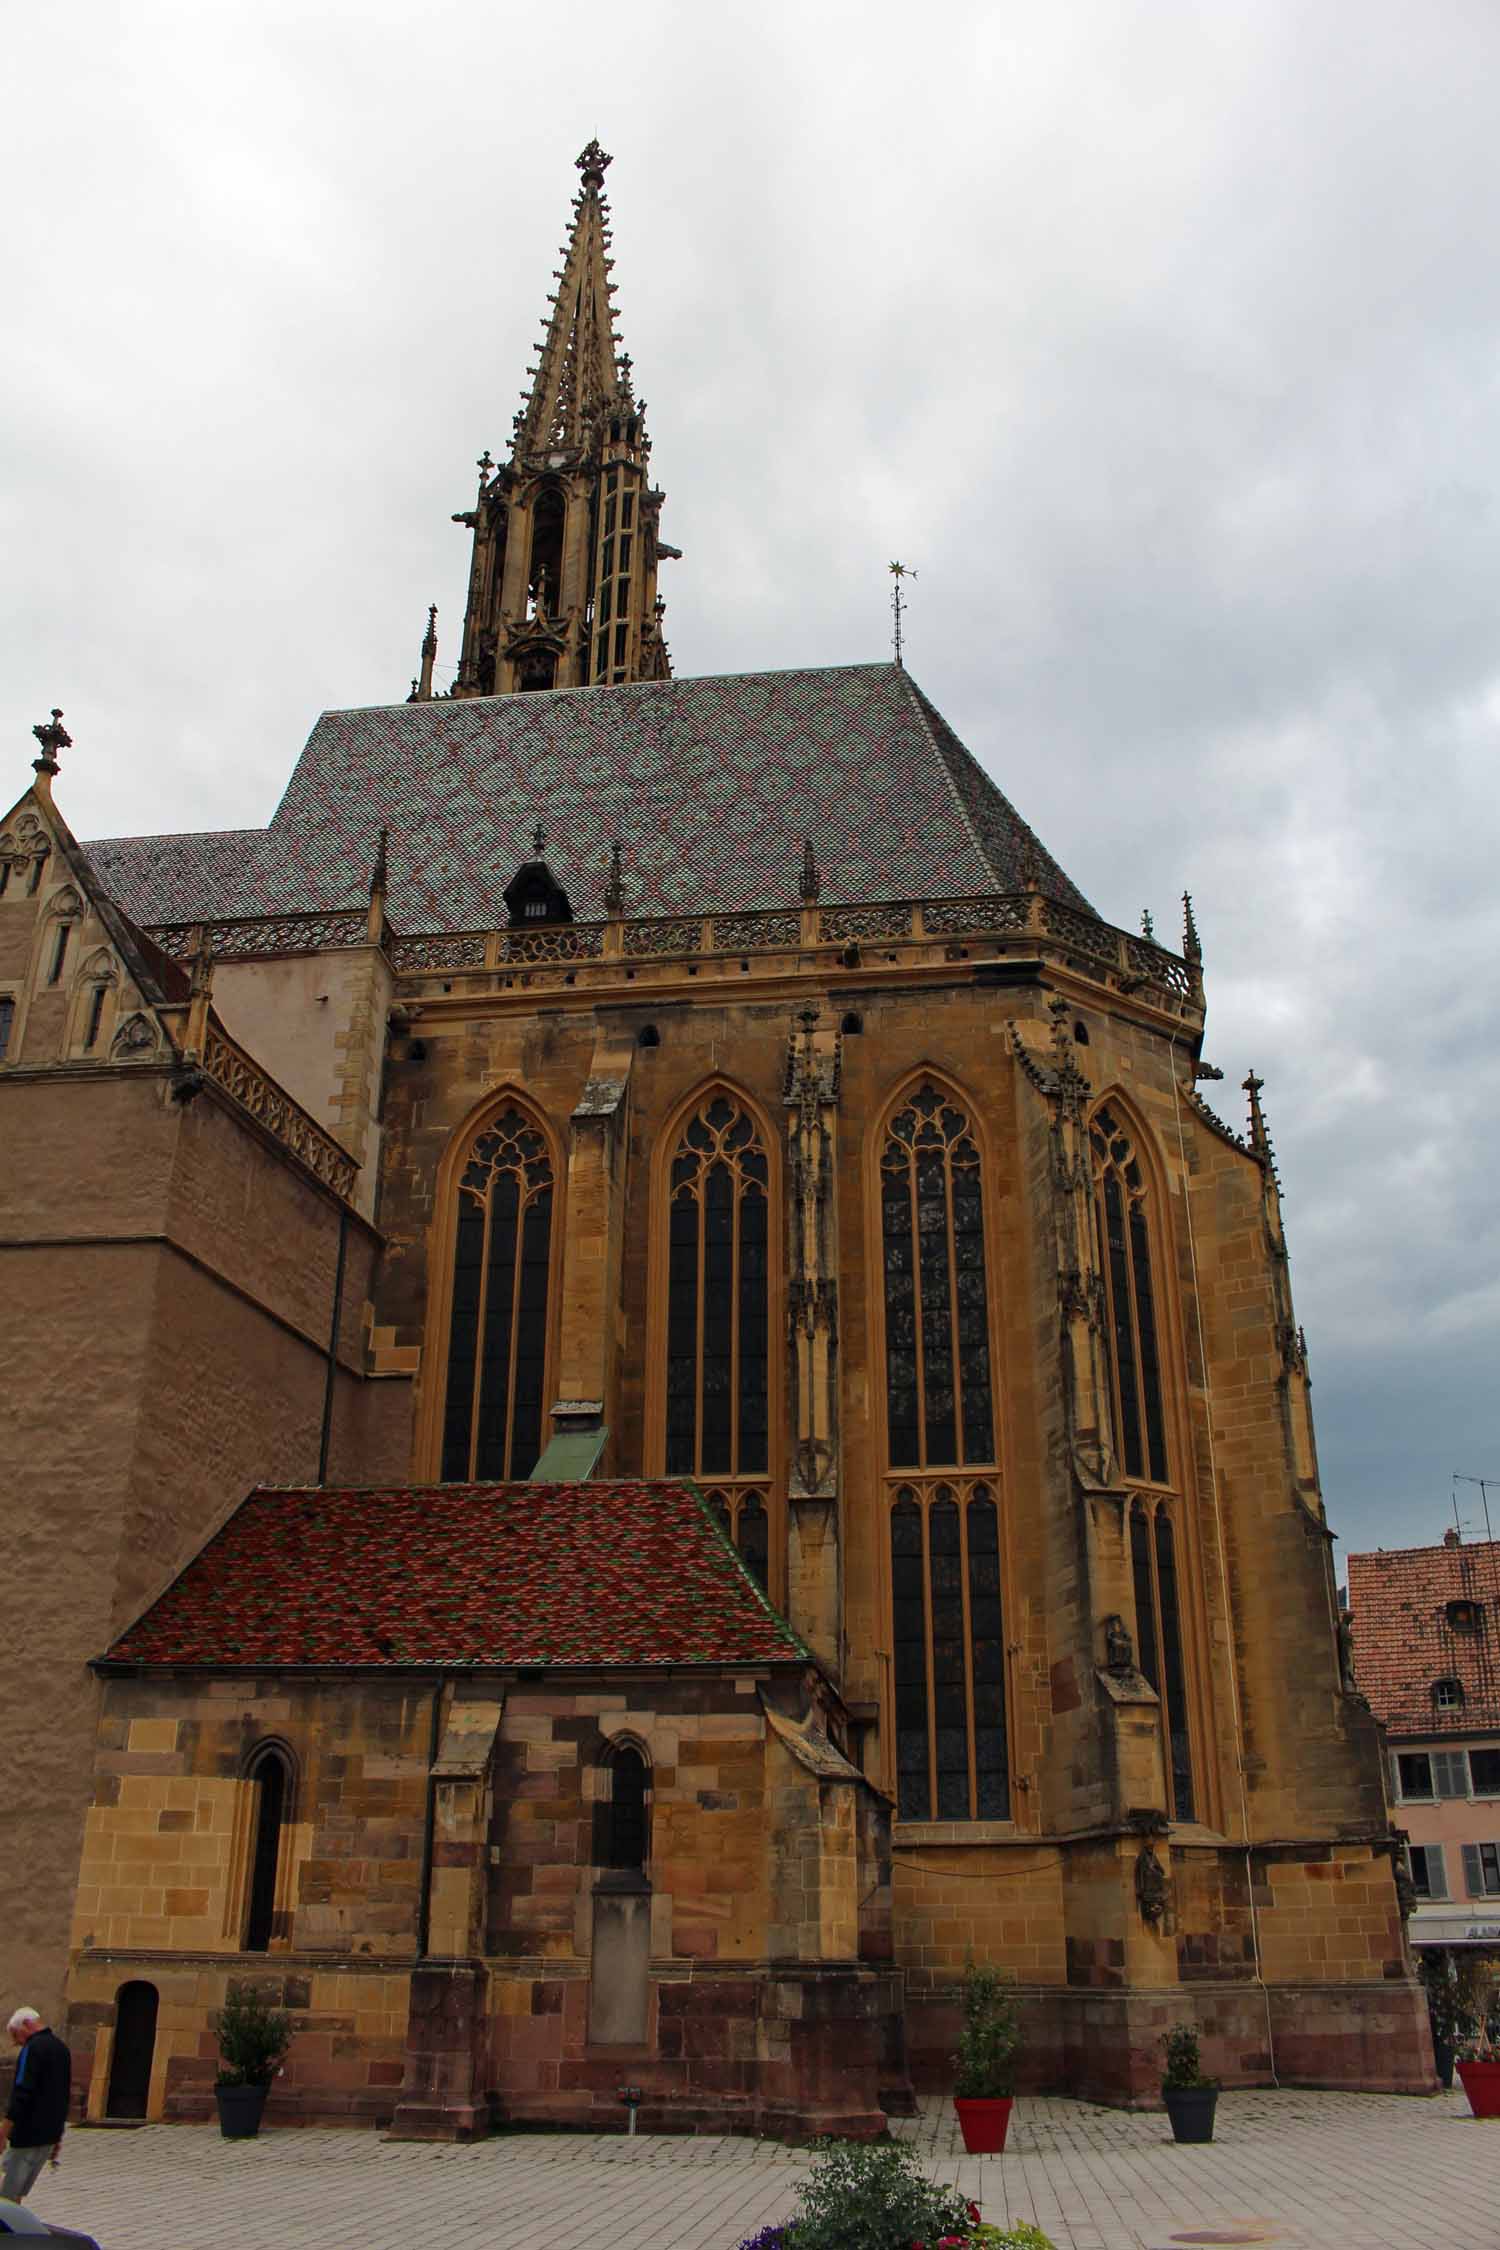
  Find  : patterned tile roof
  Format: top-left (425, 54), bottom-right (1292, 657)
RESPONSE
top-left (1347, 1539), bottom-right (1500, 1737)
top-left (84, 664), bottom-right (1094, 935)
top-left (101, 1481), bottom-right (810, 1671)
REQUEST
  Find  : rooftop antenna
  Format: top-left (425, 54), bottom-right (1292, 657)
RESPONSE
top-left (889, 561), bottom-right (916, 668)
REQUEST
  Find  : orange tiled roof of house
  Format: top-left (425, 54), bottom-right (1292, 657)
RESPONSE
top-left (1346, 1537), bottom-right (1500, 1736)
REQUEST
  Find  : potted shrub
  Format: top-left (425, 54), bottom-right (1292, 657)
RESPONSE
top-left (953, 1959), bottom-right (1022, 2155)
top-left (1456, 2032), bottom-right (1500, 2120)
top-left (1161, 2022), bottom-right (1218, 2143)
top-left (210, 1980), bottom-right (292, 2138)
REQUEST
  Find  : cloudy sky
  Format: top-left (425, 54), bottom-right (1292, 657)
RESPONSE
top-left (5, 2), bottom-right (1498, 1559)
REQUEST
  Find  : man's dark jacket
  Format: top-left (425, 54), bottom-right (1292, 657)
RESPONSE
top-left (6, 2029), bottom-right (70, 2148)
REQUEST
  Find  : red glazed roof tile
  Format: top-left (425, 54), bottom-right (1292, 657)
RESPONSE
top-left (1346, 1539), bottom-right (1500, 1737)
top-left (102, 1481), bottom-right (808, 1672)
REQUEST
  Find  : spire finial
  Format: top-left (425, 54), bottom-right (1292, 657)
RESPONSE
top-left (1140, 907), bottom-right (1155, 941)
top-left (1242, 1070), bottom-right (1274, 1163)
top-left (888, 561), bottom-right (916, 667)
top-left (31, 707), bottom-right (70, 778)
top-left (1182, 890), bottom-right (1202, 964)
top-left (532, 821), bottom-right (547, 858)
top-left (605, 838), bottom-right (624, 917)
top-left (576, 139), bottom-right (613, 189)
top-left (800, 839), bottom-right (820, 904)
top-left (370, 826), bottom-right (389, 900)
top-left (1020, 832), bottom-right (1041, 894)
top-left (190, 927), bottom-right (215, 998)
top-left (412, 604), bottom-right (438, 702)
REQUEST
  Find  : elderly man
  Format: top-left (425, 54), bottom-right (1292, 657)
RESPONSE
top-left (0, 2009), bottom-right (70, 2204)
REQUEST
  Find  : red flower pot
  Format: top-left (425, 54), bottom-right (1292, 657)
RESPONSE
top-left (954, 2095), bottom-right (1013, 2154)
top-left (1457, 2059), bottom-right (1500, 2119)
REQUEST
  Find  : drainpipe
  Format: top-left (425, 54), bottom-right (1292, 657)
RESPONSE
top-left (416, 1681), bottom-right (445, 1959)
top-left (316, 1206), bottom-right (350, 1486)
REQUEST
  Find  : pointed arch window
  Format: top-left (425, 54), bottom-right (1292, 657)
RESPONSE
top-left (879, 1082), bottom-right (1008, 1823)
top-left (1130, 1501), bottom-right (1195, 1821)
top-left (880, 1083), bottom-right (995, 1468)
top-left (441, 1104), bottom-right (555, 1481)
top-left (1090, 1106), bottom-right (1168, 1485)
top-left (664, 1093), bottom-right (770, 1480)
top-left (243, 1744), bottom-right (292, 1952)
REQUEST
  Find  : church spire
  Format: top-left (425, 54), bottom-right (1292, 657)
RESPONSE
top-left (449, 144), bottom-right (677, 701)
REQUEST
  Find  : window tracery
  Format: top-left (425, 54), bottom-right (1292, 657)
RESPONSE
top-left (879, 1083), bottom-right (995, 1469)
top-left (441, 1103), bottom-right (555, 1482)
top-left (664, 1093), bottom-right (770, 1480)
top-left (1090, 1106), bottom-right (1168, 1484)
top-left (878, 1080), bottom-right (1008, 1823)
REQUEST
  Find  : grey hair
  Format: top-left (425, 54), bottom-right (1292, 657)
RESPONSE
top-left (6, 2010), bottom-right (41, 2036)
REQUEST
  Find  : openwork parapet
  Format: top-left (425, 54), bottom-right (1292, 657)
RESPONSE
top-left (200, 1023), bottom-right (358, 1200)
top-left (149, 912), bottom-right (369, 961)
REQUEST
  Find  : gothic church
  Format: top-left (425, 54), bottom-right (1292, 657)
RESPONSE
top-left (0, 143), bottom-right (1430, 2132)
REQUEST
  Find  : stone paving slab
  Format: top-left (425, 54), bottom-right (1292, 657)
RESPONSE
top-left (19, 2089), bottom-right (1500, 2250)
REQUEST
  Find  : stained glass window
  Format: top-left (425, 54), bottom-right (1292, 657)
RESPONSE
top-left (888, 1479), bottom-right (1009, 1822)
top-left (442, 1105), bottom-right (554, 1481)
top-left (1090, 1107), bottom-right (1168, 1485)
top-left (880, 1084), bottom-right (995, 1469)
top-left (1131, 1497), bottom-right (1195, 1821)
top-left (663, 1094), bottom-right (770, 1479)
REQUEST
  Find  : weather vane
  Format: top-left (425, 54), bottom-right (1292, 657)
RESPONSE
top-left (889, 561), bottom-right (916, 668)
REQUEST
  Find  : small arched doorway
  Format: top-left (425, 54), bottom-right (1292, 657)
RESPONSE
top-left (105, 1980), bottom-right (159, 2119)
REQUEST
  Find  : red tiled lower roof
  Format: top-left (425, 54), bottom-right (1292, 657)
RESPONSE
top-left (102, 1482), bottom-right (808, 1671)
top-left (1347, 1539), bottom-right (1500, 1736)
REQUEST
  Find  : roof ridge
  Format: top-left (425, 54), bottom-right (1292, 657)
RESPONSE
top-left (901, 676), bottom-right (1094, 916)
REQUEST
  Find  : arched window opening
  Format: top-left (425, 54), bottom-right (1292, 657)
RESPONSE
top-left (888, 1480), bottom-right (1009, 1821)
top-left (442, 1105), bottom-right (554, 1481)
top-left (702, 1484), bottom-right (769, 1590)
top-left (84, 984), bottom-right (108, 1051)
top-left (528, 487), bottom-right (566, 613)
top-left (880, 1082), bottom-right (995, 1469)
top-left (1130, 1501), bottom-right (1195, 1822)
top-left (841, 1012), bottom-right (864, 1036)
top-left (594, 1744), bottom-right (650, 1872)
top-left (1091, 1106), bottom-right (1168, 1484)
top-left (664, 1093), bottom-right (769, 1479)
top-left (244, 1747), bottom-right (291, 1952)
top-left (517, 649), bottom-right (556, 693)
top-left (105, 1980), bottom-right (158, 2120)
top-left (0, 997), bottom-right (14, 1064)
top-left (28, 853), bottom-right (48, 896)
top-left (637, 1024), bottom-right (660, 1049)
top-left (47, 923), bottom-right (72, 985)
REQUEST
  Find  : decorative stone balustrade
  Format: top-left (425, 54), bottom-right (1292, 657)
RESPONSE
top-left (145, 892), bottom-right (1198, 1013)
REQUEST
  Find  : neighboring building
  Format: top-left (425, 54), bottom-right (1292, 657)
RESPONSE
top-left (1, 141), bottom-right (1429, 2133)
top-left (1348, 1532), bottom-right (1500, 1953)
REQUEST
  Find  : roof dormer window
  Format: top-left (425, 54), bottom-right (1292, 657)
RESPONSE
top-left (1434, 1676), bottom-right (1465, 1710)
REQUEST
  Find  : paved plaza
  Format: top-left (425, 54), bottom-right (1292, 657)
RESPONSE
top-left (21, 2088), bottom-right (1498, 2250)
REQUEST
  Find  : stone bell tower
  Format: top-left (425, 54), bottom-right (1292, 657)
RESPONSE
top-left (443, 141), bottom-right (677, 700)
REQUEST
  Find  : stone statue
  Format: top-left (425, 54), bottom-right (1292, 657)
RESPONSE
top-left (1135, 1841), bottom-right (1169, 1926)
top-left (1104, 1613), bottom-right (1134, 1673)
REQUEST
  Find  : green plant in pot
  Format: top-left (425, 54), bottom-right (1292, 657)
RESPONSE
top-left (1161, 2023), bottom-right (1218, 2144)
top-left (1419, 1950), bottom-right (1471, 2089)
top-left (211, 1980), bottom-right (293, 2138)
top-left (953, 1960), bottom-right (1021, 2155)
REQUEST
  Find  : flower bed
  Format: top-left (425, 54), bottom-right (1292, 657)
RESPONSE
top-left (734, 2140), bottom-right (1056, 2250)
